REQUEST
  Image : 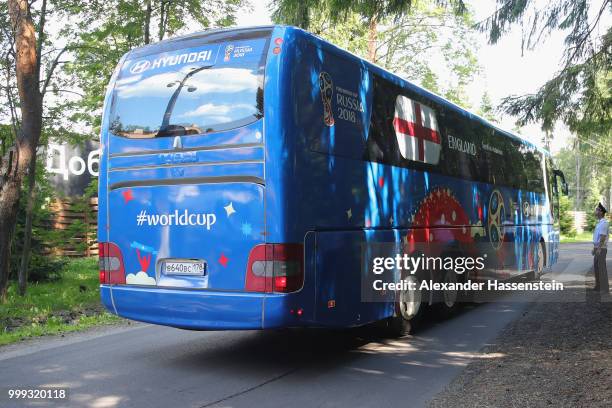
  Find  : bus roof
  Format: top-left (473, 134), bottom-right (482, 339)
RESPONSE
top-left (125, 25), bottom-right (274, 59)
top-left (125, 24), bottom-right (551, 157)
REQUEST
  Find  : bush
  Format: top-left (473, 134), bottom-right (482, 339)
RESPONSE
top-left (584, 191), bottom-right (603, 232)
top-left (559, 195), bottom-right (576, 237)
top-left (10, 163), bottom-right (73, 282)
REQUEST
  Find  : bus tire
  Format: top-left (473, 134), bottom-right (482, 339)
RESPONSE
top-left (533, 241), bottom-right (545, 280)
top-left (432, 266), bottom-right (462, 319)
top-left (386, 272), bottom-right (426, 336)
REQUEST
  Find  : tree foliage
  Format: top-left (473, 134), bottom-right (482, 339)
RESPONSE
top-left (559, 194), bottom-right (576, 236)
top-left (271, 0), bottom-right (467, 29)
top-left (274, 0), bottom-right (480, 107)
top-left (478, 0), bottom-right (611, 133)
top-left (376, 2), bottom-right (479, 106)
top-left (271, 0), bottom-right (467, 61)
top-left (554, 133), bottom-right (611, 218)
top-left (10, 163), bottom-right (68, 282)
top-left (478, 91), bottom-right (497, 123)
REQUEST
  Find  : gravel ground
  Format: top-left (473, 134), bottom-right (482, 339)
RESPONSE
top-left (428, 277), bottom-right (612, 407)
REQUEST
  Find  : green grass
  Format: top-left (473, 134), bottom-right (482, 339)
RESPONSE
top-left (0, 257), bottom-right (121, 346)
top-left (560, 230), bottom-right (593, 243)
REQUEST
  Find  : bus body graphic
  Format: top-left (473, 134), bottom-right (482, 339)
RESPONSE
top-left (393, 95), bottom-right (441, 164)
top-left (98, 26), bottom-right (562, 330)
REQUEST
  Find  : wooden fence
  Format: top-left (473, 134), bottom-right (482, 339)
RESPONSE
top-left (48, 197), bottom-right (98, 257)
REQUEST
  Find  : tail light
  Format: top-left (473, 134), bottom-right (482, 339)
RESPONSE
top-left (99, 242), bottom-right (126, 284)
top-left (273, 37), bottom-right (283, 55)
top-left (245, 244), bottom-right (303, 293)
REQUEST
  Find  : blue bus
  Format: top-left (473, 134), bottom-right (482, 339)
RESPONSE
top-left (98, 25), bottom-right (567, 334)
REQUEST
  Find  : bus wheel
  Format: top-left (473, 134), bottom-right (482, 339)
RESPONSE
top-left (533, 242), bottom-right (545, 280)
top-left (387, 274), bottom-right (424, 336)
top-left (433, 268), bottom-right (461, 318)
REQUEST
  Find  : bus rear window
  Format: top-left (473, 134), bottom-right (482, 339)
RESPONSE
top-left (109, 36), bottom-right (269, 138)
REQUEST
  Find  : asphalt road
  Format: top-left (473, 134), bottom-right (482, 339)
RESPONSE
top-left (0, 243), bottom-right (598, 408)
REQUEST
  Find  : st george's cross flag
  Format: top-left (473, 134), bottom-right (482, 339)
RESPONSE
top-left (393, 96), bottom-right (441, 165)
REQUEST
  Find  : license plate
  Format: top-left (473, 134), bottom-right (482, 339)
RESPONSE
top-left (163, 260), bottom-right (206, 276)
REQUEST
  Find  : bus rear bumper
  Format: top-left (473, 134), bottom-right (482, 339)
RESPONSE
top-left (100, 285), bottom-right (296, 330)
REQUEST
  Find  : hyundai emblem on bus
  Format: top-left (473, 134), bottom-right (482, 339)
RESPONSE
top-left (128, 49), bottom-right (213, 75)
top-left (319, 72), bottom-right (335, 126)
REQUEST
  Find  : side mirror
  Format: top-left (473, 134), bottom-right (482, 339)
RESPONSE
top-left (553, 169), bottom-right (569, 196)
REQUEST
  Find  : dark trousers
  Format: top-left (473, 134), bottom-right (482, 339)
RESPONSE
top-left (594, 248), bottom-right (609, 293)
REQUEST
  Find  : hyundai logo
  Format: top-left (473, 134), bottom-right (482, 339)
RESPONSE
top-left (129, 59), bottom-right (151, 74)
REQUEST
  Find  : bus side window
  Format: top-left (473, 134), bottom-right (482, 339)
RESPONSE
top-left (483, 130), bottom-right (509, 187)
top-left (365, 76), bottom-right (402, 166)
top-left (367, 74), bottom-right (450, 173)
top-left (504, 138), bottom-right (525, 190)
top-left (522, 149), bottom-right (544, 193)
top-left (365, 80), bottom-right (391, 164)
top-left (481, 151), bottom-right (495, 184)
top-left (439, 110), bottom-right (479, 181)
top-left (474, 124), bottom-right (495, 183)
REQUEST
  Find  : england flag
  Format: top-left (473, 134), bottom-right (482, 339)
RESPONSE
top-left (393, 96), bottom-right (441, 165)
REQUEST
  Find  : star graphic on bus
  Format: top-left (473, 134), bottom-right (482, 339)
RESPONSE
top-left (346, 208), bottom-right (352, 220)
top-left (218, 253), bottom-right (229, 267)
top-left (241, 223), bottom-right (252, 236)
top-left (224, 202), bottom-right (236, 217)
top-left (122, 189), bottom-right (134, 204)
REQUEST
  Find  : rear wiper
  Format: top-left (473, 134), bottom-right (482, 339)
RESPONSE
top-left (156, 65), bottom-right (212, 137)
top-left (155, 124), bottom-right (187, 137)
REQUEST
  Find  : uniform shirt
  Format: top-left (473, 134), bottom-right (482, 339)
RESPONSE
top-left (593, 218), bottom-right (609, 248)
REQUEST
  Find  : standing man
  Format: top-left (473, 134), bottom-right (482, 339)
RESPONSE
top-left (592, 202), bottom-right (609, 294)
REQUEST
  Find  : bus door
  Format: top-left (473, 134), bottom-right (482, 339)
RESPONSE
top-left (550, 168), bottom-right (568, 265)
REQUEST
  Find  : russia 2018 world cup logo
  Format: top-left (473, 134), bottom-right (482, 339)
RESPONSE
top-left (319, 72), bottom-right (335, 126)
top-left (224, 44), bottom-right (234, 62)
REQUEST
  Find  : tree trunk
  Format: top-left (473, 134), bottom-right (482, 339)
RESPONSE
top-left (607, 167), bottom-right (612, 213)
top-left (18, 158), bottom-right (36, 296)
top-left (575, 140), bottom-right (581, 210)
top-left (144, 0), bottom-right (152, 44)
top-left (367, 13), bottom-right (379, 63)
top-left (0, 147), bottom-right (20, 301)
top-left (1, 0), bottom-right (43, 302)
top-left (297, 1), bottom-right (310, 30)
top-left (159, 1), bottom-right (167, 41)
top-left (17, 0), bottom-right (47, 297)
